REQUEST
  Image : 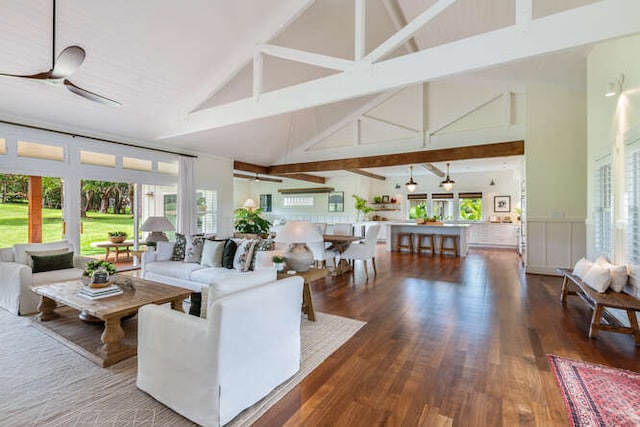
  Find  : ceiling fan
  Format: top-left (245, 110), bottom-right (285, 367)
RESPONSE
top-left (0, 0), bottom-right (120, 106)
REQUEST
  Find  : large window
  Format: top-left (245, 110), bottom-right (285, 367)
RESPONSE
top-left (431, 193), bottom-right (453, 220)
top-left (458, 192), bottom-right (483, 221)
top-left (627, 148), bottom-right (640, 266)
top-left (594, 161), bottom-right (612, 259)
top-left (197, 190), bottom-right (218, 234)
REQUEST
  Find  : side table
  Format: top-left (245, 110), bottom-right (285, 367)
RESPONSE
top-left (277, 268), bottom-right (328, 321)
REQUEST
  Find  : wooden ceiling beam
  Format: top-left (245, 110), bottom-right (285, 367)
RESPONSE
top-left (269, 140), bottom-right (524, 174)
top-left (234, 161), bottom-right (270, 174)
top-left (233, 173), bottom-right (283, 183)
top-left (273, 173), bottom-right (326, 184)
top-left (347, 169), bottom-right (386, 181)
top-left (422, 163), bottom-right (445, 177)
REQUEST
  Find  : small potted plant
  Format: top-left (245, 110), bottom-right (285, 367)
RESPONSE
top-left (272, 255), bottom-right (285, 272)
top-left (108, 231), bottom-right (127, 243)
top-left (82, 260), bottom-right (116, 286)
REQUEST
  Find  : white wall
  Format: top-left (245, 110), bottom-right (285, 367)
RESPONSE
top-left (525, 83), bottom-right (587, 274)
top-left (587, 33), bottom-right (640, 298)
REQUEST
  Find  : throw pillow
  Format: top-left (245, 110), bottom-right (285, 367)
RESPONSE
top-left (572, 258), bottom-right (594, 279)
top-left (200, 240), bottom-right (226, 267)
top-left (25, 248), bottom-right (70, 268)
top-left (222, 239), bottom-right (237, 269)
top-left (233, 239), bottom-right (258, 272)
top-left (31, 251), bottom-right (75, 274)
top-left (596, 256), bottom-right (628, 292)
top-left (171, 233), bottom-right (187, 261)
top-left (582, 263), bottom-right (611, 293)
top-left (156, 241), bottom-right (175, 261)
top-left (184, 234), bottom-right (206, 263)
top-left (249, 237), bottom-right (274, 271)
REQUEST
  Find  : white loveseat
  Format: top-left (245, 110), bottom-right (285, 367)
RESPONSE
top-left (137, 276), bottom-right (303, 426)
top-left (141, 240), bottom-right (279, 315)
top-left (0, 240), bottom-right (92, 315)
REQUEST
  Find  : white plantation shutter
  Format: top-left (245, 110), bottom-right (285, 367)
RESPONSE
top-left (627, 149), bottom-right (640, 266)
top-left (594, 162), bottom-right (612, 259)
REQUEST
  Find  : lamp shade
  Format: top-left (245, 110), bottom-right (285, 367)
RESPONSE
top-left (140, 216), bottom-right (175, 232)
top-left (242, 198), bottom-right (257, 209)
top-left (275, 221), bottom-right (323, 244)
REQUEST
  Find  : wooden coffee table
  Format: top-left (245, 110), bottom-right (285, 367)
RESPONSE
top-left (277, 268), bottom-right (328, 321)
top-left (32, 275), bottom-right (191, 367)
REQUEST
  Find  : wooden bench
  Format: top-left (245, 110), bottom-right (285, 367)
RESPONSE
top-left (557, 267), bottom-right (640, 346)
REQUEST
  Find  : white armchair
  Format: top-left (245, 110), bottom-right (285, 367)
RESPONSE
top-left (137, 276), bottom-right (304, 426)
top-left (341, 224), bottom-right (381, 280)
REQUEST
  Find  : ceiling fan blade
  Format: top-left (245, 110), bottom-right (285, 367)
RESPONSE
top-left (0, 71), bottom-right (51, 80)
top-left (50, 46), bottom-right (86, 79)
top-left (64, 79), bottom-right (121, 106)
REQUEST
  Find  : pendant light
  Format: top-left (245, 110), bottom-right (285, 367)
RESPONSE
top-left (405, 165), bottom-right (417, 193)
top-left (440, 163), bottom-right (455, 191)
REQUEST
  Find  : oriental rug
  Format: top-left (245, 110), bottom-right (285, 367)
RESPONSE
top-left (0, 309), bottom-right (364, 426)
top-left (547, 354), bottom-right (640, 427)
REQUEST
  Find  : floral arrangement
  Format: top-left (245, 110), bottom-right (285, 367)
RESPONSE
top-left (272, 255), bottom-right (284, 263)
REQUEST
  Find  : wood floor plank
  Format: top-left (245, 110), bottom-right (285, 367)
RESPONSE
top-left (252, 247), bottom-right (640, 426)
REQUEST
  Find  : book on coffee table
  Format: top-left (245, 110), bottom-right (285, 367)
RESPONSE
top-left (78, 284), bottom-right (123, 300)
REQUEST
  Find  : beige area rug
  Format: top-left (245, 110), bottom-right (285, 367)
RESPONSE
top-left (0, 309), bottom-right (364, 426)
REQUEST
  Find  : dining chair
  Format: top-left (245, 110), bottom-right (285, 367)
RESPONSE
top-left (332, 223), bottom-right (353, 236)
top-left (341, 224), bottom-right (381, 280)
top-left (314, 222), bottom-right (328, 235)
top-left (307, 241), bottom-right (338, 269)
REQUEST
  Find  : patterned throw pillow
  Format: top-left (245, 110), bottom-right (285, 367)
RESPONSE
top-left (171, 233), bottom-right (187, 261)
top-left (233, 239), bottom-right (258, 272)
top-left (249, 237), bottom-right (274, 271)
top-left (184, 234), bottom-right (206, 263)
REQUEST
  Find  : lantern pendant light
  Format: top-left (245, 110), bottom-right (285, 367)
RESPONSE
top-left (440, 163), bottom-right (455, 191)
top-left (405, 165), bottom-right (417, 193)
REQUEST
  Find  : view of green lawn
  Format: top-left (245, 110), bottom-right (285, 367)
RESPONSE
top-left (0, 203), bottom-right (134, 256)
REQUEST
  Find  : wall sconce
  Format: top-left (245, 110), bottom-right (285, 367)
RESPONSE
top-left (489, 179), bottom-right (496, 186)
top-left (145, 191), bottom-right (154, 198)
top-left (605, 74), bottom-right (625, 97)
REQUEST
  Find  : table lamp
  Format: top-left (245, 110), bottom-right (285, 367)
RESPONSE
top-left (274, 220), bottom-right (323, 272)
top-left (140, 216), bottom-right (175, 243)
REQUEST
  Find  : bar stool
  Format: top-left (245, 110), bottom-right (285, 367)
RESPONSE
top-left (439, 234), bottom-right (459, 257)
top-left (396, 233), bottom-right (414, 253)
top-left (417, 234), bottom-right (436, 256)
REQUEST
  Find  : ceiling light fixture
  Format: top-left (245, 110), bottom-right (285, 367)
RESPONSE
top-left (440, 163), bottom-right (455, 191)
top-left (405, 165), bottom-right (417, 193)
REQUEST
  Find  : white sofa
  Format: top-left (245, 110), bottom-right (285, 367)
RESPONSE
top-left (137, 276), bottom-right (303, 426)
top-left (141, 243), bottom-right (280, 315)
top-left (0, 240), bottom-right (92, 315)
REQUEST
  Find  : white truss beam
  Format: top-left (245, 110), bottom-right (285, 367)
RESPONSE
top-left (355, 0), bottom-right (366, 60)
top-left (361, 114), bottom-right (420, 133)
top-left (260, 44), bottom-right (355, 72)
top-left (161, 0), bottom-right (640, 139)
top-left (365, 0), bottom-right (456, 63)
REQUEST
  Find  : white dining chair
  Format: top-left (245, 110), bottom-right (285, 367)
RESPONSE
top-left (341, 224), bottom-right (381, 280)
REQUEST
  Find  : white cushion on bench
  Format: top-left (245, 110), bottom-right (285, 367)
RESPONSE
top-left (573, 257), bottom-right (594, 279)
top-left (596, 256), bottom-right (629, 293)
top-left (583, 263), bottom-right (611, 293)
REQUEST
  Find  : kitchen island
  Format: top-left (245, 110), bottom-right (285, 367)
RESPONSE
top-left (385, 223), bottom-right (471, 256)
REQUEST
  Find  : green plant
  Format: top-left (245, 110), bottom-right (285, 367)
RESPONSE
top-left (409, 202), bottom-right (427, 219)
top-left (352, 195), bottom-right (373, 221)
top-left (459, 198), bottom-right (482, 221)
top-left (107, 231), bottom-right (127, 237)
top-left (373, 196), bottom-right (382, 203)
top-left (83, 260), bottom-right (116, 277)
top-left (233, 207), bottom-right (272, 235)
top-left (272, 255), bottom-right (284, 263)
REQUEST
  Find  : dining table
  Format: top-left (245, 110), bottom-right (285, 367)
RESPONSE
top-left (323, 234), bottom-right (363, 276)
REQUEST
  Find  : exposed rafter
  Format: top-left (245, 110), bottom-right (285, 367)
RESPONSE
top-left (269, 140), bottom-right (524, 174)
top-left (422, 163), bottom-right (445, 177)
top-left (233, 161), bottom-right (326, 184)
top-left (160, 0), bottom-right (639, 138)
top-left (347, 169), bottom-right (386, 181)
top-left (272, 173), bottom-right (326, 184)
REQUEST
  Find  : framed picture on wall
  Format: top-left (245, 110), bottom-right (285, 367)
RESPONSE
top-left (494, 195), bottom-right (511, 213)
top-left (259, 194), bottom-right (272, 212)
top-left (328, 191), bottom-right (344, 212)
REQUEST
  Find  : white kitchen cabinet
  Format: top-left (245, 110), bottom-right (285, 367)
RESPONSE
top-left (469, 223), bottom-right (519, 248)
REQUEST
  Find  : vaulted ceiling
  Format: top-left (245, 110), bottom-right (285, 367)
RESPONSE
top-left (0, 0), bottom-right (637, 177)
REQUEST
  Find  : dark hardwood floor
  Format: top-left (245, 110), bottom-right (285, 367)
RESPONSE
top-left (254, 246), bottom-right (640, 427)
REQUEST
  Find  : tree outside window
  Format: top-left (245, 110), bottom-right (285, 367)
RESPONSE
top-left (459, 198), bottom-right (482, 221)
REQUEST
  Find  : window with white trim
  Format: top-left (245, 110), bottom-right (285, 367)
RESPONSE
top-left (626, 147), bottom-right (640, 266)
top-left (196, 190), bottom-right (218, 234)
top-left (283, 195), bottom-right (314, 207)
top-left (594, 161), bottom-right (612, 259)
